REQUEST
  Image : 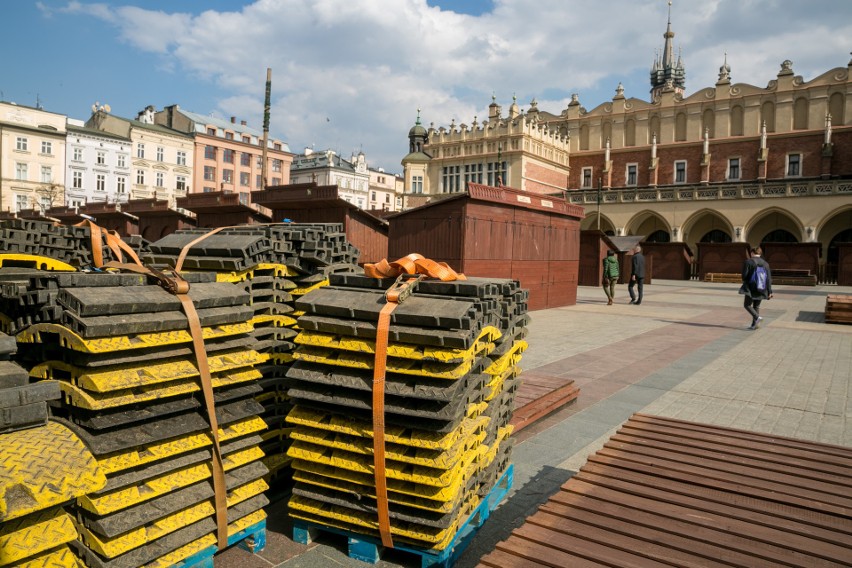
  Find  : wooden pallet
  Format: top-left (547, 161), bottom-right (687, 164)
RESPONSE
top-left (511, 372), bottom-right (580, 433)
top-left (478, 413), bottom-right (852, 568)
top-left (825, 294), bottom-right (852, 325)
top-left (176, 519), bottom-right (266, 567)
top-left (293, 464), bottom-right (513, 567)
top-left (704, 273), bottom-right (741, 283)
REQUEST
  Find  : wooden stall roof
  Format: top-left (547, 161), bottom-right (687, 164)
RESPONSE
top-left (479, 413), bottom-right (852, 568)
top-left (253, 183), bottom-right (389, 228)
top-left (120, 198), bottom-right (194, 221)
top-left (178, 190), bottom-right (268, 217)
top-left (388, 183), bottom-right (585, 220)
top-left (79, 202), bottom-right (138, 220)
top-left (608, 235), bottom-right (644, 252)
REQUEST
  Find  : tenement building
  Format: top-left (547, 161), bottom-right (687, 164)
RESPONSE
top-left (402, 9), bottom-right (851, 273)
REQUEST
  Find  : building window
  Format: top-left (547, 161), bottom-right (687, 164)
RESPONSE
top-left (727, 158), bottom-right (740, 181)
top-left (72, 171), bottom-right (83, 188)
top-left (204, 166), bottom-right (216, 181)
top-left (674, 160), bottom-right (687, 184)
top-left (222, 169), bottom-right (233, 184)
top-left (155, 172), bottom-right (164, 187)
top-left (371, 191), bottom-right (377, 202)
top-left (242, 136), bottom-right (251, 144)
top-left (156, 147), bottom-right (164, 162)
top-left (176, 151), bottom-right (186, 166)
top-left (41, 166), bottom-right (52, 183)
top-left (117, 154), bottom-right (126, 168)
top-left (486, 161), bottom-right (507, 186)
top-left (39, 196), bottom-right (51, 211)
top-left (96, 174), bottom-right (105, 192)
top-left (176, 176), bottom-right (187, 191)
top-left (442, 165), bottom-right (461, 193)
top-left (15, 163), bottom-right (27, 180)
top-left (16, 195), bottom-right (28, 212)
top-left (464, 163), bottom-right (483, 185)
top-left (256, 157), bottom-right (262, 168)
top-left (73, 147), bottom-right (83, 161)
top-left (225, 132), bottom-right (234, 140)
top-left (274, 143), bottom-right (281, 151)
top-left (70, 199), bottom-right (83, 208)
top-left (626, 163), bottom-right (638, 186)
top-left (203, 187), bottom-right (215, 193)
top-left (271, 177), bottom-right (281, 185)
top-left (241, 153), bottom-right (251, 167)
top-left (97, 151), bottom-right (105, 165)
top-left (207, 127), bottom-right (216, 136)
top-left (240, 172), bottom-right (250, 186)
top-left (16, 137), bottom-right (28, 151)
top-left (223, 149), bottom-right (234, 164)
top-left (272, 159), bottom-right (282, 173)
top-left (41, 141), bottom-right (53, 155)
top-left (256, 174), bottom-right (262, 189)
top-left (136, 169), bottom-right (145, 185)
top-left (136, 143), bottom-right (145, 159)
top-left (412, 175), bottom-right (423, 194)
top-left (117, 176), bottom-right (126, 193)
top-left (582, 167), bottom-right (593, 188)
top-left (786, 153), bottom-right (801, 177)
top-left (205, 145), bottom-right (216, 159)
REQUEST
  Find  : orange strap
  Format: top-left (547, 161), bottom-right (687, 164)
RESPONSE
top-left (175, 226), bottom-right (226, 273)
top-left (373, 300), bottom-right (397, 548)
top-left (364, 253), bottom-right (466, 281)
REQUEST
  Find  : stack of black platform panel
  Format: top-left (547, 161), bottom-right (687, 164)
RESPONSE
top-left (0, 219), bottom-right (127, 268)
top-left (141, 223), bottom-right (361, 492)
top-left (8, 270), bottom-right (269, 567)
top-left (0, 326), bottom-right (107, 567)
top-left (284, 273), bottom-right (528, 551)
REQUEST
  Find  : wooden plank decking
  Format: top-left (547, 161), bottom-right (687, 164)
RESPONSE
top-left (479, 413), bottom-right (852, 568)
top-left (511, 371), bottom-right (579, 433)
top-left (825, 294), bottom-right (852, 325)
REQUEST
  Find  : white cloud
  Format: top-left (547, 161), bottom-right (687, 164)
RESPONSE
top-left (67, 0), bottom-right (852, 171)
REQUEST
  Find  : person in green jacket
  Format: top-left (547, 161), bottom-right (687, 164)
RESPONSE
top-left (602, 250), bottom-right (620, 305)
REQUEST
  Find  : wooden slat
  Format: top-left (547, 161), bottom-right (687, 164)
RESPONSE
top-left (511, 371), bottom-right (580, 432)
top-left (478, 413), bottom-right (852, 568)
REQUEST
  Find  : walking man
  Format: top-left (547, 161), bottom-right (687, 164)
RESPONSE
top-left (628, 245), bottom-right (645, 305)
top-left (740, 246), bottom-right (773, 329)
top-left (602, 250), bottom-right (619, 305)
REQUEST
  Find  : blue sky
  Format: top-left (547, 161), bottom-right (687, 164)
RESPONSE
top-left (3, 1), bottom-right (851, 173)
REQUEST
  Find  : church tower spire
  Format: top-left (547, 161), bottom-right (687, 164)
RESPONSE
top-left (650, 0), bottom-right (685, 100)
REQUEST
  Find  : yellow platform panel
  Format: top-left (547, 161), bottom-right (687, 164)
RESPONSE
top-left (17, 322), bottom-right (254, 354)
top-left (483, 340), bottom-right (527, 376)
top-left (0, 421), bottom-right (106, 522)
top-left (290, 280), bottom-right (328, 296)
top-left (294, 326), bottom-right (499, 363)
top-left (0, 254), bottom-right (75, 272)
top-left (0, 507), bottom-right (76, 566)
top-left (292, 346), bottom-right (473, 379)
top-left (11, 545), bottom-right (83, 568)
top-left (250, 314), bottom-right (298, 328)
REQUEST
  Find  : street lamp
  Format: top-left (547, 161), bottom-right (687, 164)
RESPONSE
top-left (597, 177), bottom-right (602, 231)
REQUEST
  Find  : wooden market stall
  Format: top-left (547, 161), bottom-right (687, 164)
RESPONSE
top-left (177, 190), bottom-right (271, 228)
top-left (386, 183), bottom-right (585, 311)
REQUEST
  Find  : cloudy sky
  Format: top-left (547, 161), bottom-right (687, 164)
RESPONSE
top-left (4, 1), bottom-right (851, 173)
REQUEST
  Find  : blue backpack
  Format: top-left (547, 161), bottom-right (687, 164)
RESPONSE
top-left (751, 263), bottom-right (767, 292)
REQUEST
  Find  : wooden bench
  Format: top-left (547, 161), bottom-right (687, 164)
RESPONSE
top-left (773, 268), bottom-right (818, 286)
top-left (825, 294), bottom-right (852, 325)
top-left (478, 413), bottom-right (852, 568)
top-left (703, 272), bottom-right (741, 283)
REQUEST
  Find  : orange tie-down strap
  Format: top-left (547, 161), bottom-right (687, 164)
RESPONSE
top-left (90, 224), bottom-right (230, 551)
top-left (369, 256), bottom-right (464, 549)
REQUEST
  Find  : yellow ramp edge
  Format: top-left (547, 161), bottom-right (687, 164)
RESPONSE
top-left (31, 351), bottom-right (267, 393)
top-left (294, 326), bottom-right (499, 363)
top-left (285, 406), bottom-right (488, 451)
top-left (0, 507), bottom-right (77, 566)
top-left (0, 421), bottom-right (106, 522)
top-left (290, 279), bottom-right (328, 296)
top-left (77, 478), bottom-right (268, 558)
top-left (57, 368), bottom-right (262, 410)
top-left (212, 263), bottom-right (297, 282)
top-left (16, 322), bottom-right (254, 354)
top-left (483, 340), bottom-right (527, 376)
top-left (250, 314), bottom-right (298, 328)
top-left (0, 254), bottom-right (76, 272)
top-left (292, 345), bottom-right (474, 379)
top-left (145, 509), bottom-right (266, 568)
top-left (97, 417), bottom-right (267, 475)
top-left (9, 545), bottom-right (84, 568)
top-left (81, 446), bottom-right (264, 515)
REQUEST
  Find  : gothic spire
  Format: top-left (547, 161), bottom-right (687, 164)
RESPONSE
top-left (650, 0), bottom-right (685, 99)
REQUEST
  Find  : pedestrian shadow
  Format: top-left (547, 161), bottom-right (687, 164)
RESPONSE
top-left (454, 465), bottom-right (575, 567)
top-left (657, 319), bottom-right (739, 330)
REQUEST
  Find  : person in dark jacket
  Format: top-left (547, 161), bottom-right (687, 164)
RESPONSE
top-left (628, 245), bottom-right (645, 305)
top-left (740, 246), bottom-right (773, 329)
top-left (602, 250), bottom-right (619, 305)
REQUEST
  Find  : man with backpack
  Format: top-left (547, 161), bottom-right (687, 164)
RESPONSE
top-left (740, 246), bottom-right (773, 329)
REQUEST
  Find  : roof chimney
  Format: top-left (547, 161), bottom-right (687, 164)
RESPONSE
top-left (241, 120), bottom-right (247, 126)
top-left (230, 116), bottom-right (236, 123)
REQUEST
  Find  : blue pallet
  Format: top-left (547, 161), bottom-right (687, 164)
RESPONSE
top-left (293, 464), bottom-right (513, 568)
top-left (175, 519), bottom-right (267, 568)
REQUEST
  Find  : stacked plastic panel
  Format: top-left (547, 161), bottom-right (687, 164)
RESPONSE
top-left (284, 273), bottom-right (528, 551)
top-left (9, 271), bottom-right (269, 568)
top-left (0, 219), bottom-right (127, 269)
top-left (0, 329), bottom-right (107, 568)
top-left (141, 223), bottom-right (361, 490)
